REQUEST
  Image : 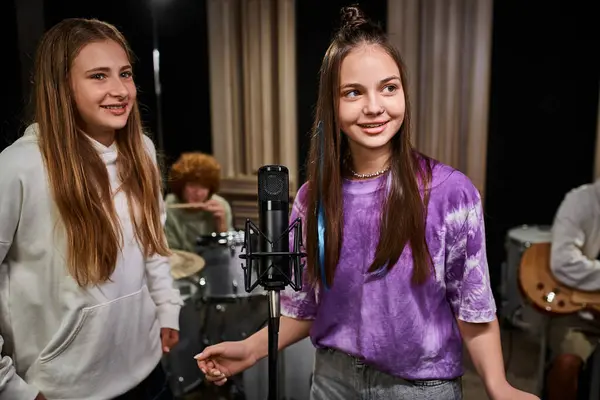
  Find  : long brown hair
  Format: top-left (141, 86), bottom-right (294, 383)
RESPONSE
top-left (33, 18), bottom-right (169, 287)
top-left (305, 6), bottom-right (434, 288)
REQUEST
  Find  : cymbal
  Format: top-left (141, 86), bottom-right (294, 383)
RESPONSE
top-left (169, 249), bottom-right (205, 280)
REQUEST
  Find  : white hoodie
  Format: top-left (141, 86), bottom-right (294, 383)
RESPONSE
top-left (0, 124), bottom-right (182, 400)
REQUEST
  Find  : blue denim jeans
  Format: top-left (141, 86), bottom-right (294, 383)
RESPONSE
top-left (310, 348), bottom-right (463, 400)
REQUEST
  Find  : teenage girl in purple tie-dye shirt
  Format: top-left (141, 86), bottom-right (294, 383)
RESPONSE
top-left (196, 6), bottom-right (538, 400)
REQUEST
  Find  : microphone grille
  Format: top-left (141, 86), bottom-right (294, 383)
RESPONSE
top-left (258, 165), bottom-right (289, 202)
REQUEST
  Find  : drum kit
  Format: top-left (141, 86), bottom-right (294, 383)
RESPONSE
top-left (164, 230), bottom-right (315, 400)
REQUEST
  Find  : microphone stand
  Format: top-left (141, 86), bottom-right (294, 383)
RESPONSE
top-left (240, 219), bottom-right (305, 400)
top-left (267, 290), bottom-right (280, 400)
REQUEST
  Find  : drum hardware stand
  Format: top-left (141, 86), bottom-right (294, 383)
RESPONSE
top-left (239, 218), bottom-right (305, 400)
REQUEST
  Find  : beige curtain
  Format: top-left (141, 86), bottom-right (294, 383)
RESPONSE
top-left (206, 0), bottom-right (297, 227)
top-left (388, 0), bottom-right (494, 197)
top-left (207, 0), bottom-right (297, 186)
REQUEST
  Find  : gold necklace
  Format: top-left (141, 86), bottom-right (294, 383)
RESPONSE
top-left (349, 165), bottom-right (390, 179)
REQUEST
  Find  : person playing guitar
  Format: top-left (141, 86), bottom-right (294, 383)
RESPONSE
top-left (546, 180), bottom-right (600, 400)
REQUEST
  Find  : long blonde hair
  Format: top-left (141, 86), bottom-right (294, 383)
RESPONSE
top-left (33, 18), bottom-right (170, 287)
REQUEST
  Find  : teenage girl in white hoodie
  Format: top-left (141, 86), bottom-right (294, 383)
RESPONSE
top-left (0, 18), bottom-right (182, 400)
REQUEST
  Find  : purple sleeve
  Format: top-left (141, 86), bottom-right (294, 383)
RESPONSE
top-left (280, 185), bottom-right (319, 320)
top-left (445, 190), bottom-right (497, 323)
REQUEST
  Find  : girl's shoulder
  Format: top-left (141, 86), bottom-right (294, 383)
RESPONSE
top-left (0, 125), bottom-right (44, 177)
top-left (426, 160), bottom-right (482, 213)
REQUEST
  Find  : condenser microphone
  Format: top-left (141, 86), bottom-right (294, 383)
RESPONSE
top-left (257, 165), bottom-right (291, 290)
top-left (238, 165), bottom-right (304, 400)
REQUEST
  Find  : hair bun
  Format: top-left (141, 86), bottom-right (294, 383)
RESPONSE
top-left (340, 5), bottom-right (367, 31)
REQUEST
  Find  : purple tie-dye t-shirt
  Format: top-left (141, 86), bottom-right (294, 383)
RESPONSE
top-left (280, 162), bottom-right (496, 380)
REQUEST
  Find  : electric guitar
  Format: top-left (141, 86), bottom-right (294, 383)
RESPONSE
top-left (518, 242), bottom-right (600, 314)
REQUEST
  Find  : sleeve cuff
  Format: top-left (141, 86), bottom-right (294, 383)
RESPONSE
top-left (157, 304), bottom-right (181, 331)
top-left (457, 307), bottom-right (497, 323)
top-left (2, 374), bottom-right (40, 400)
top-left (281, 305), bottom-right (316, 321)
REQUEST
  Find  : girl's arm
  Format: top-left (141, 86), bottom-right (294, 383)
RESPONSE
top-left (0, 146), bottom-right (47, 400)
top-left (458, 318), bottom-right (537, 399)
top-left (458, 318), bottom-right (506, 390)
top-left (443, 176), bottom-right (538, 399)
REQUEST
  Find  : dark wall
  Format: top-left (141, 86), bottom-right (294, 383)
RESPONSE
top-left (0, 1), bottom-right (23, 151)
top-left (484, 0), bottom-right (600, 295)
top-left (152, 0), bottom-right (212, 168)
top-left (295, 0), bottom-right (388, 184)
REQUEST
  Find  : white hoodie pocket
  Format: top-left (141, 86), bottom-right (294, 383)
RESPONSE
top-left (28, 285), bottom-right (162, 400)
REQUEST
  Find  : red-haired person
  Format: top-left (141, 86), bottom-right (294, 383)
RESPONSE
top-left (165, 152), bottom-right (233, 252)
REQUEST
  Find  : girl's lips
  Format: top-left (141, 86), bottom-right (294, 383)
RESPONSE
top-left (358, 121), bottom-right (389, 135)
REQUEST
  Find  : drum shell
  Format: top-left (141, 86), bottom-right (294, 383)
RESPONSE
top-left (501, 225), bottom-right (552, 330)
top-left (197, 231), bottom-right (266, 300)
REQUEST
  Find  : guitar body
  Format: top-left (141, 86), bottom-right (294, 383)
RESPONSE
top-left (518, 242), bottom-right (600, 315)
